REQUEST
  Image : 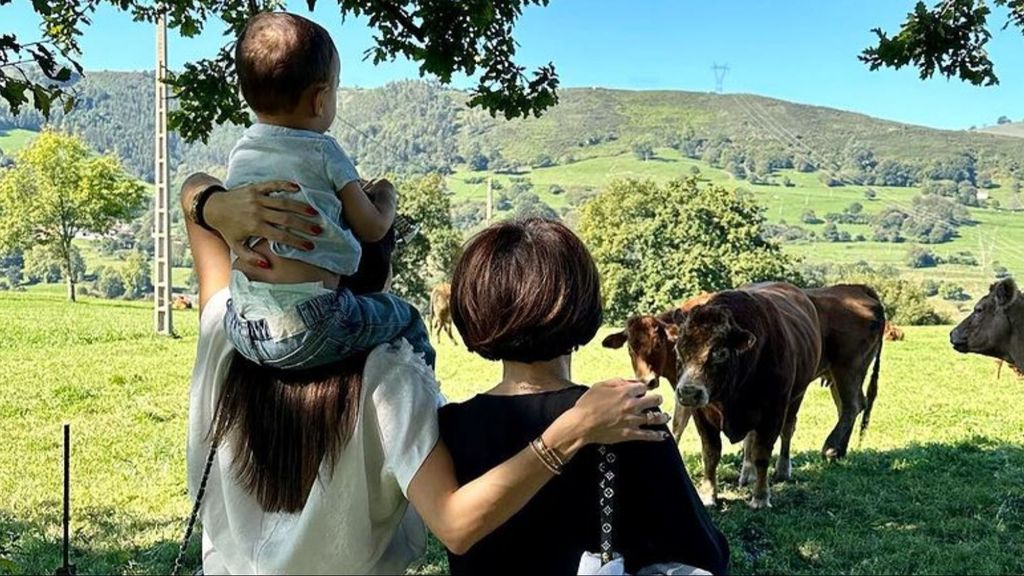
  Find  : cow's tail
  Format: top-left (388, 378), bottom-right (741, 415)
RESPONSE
top-left (860, 301), bottom-right (884, 439)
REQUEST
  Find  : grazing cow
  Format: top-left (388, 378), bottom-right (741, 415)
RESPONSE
top-left (671, 282), bottom-right (823, 509)
top-left (172, 295), bottom-right (193, 310)
top-left (430, 282), bottom-right (456, 343)
top-left (803, 285), bottom-right (885, 459)
top-left (951, 278), bottom-right (1023, 371)
top-left (603, 285), bottom-right (884, 462)
top-left (601, 293), bottom-right (712, 439)
top-left (884, 322), bottom-right (904, 341)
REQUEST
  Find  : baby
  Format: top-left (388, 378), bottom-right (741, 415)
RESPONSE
top-left (223, 12), bottom-right (434, 369)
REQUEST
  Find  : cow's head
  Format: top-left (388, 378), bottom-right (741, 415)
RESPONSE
top-left (950, 278), bottom-right (1020, 362)
top-left (601, 315), bottom-right (680, 389)
top-left (671, 304), bottom-right (757, 408)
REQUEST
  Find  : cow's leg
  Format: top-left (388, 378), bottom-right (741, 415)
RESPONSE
top-left (774, 391), bottom-right (806, 482)
top-left (738, 432), bottom-right (756, 487)
top-left (671, 402), bottom-right (691, 444)
top-left (822, 364), bottom-right (867, 460)
top-left (692, 411), bottom-right (722, 507)
top-left (445, 319), bottom-right (455, 343)
top-left (748, 431), bottom-right (777, 510)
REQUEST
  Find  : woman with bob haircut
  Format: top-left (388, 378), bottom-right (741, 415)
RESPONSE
top-left (440, 218), bottom-right (731, 575)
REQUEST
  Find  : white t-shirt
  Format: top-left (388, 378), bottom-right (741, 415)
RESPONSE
top-left (187, 288), bottom-right (442, 575)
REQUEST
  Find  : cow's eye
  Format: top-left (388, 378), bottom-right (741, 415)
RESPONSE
top-left (711, 348), bottom-right (729, 363)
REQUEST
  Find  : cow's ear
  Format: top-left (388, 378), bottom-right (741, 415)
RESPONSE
top-left (994, 278), bottom-right (1019, 308)
top-left (669, 308), bottom-right (688, 325)
top-left (730, 328), bottom-right (757, 353)
top-left (602, 331), bottom-right (628, 349)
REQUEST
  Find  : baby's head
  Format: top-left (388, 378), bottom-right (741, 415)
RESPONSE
top-left (235, 12), bottom-right (339, 132)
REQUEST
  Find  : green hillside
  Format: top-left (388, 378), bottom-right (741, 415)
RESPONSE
top-left (981, 122), bottom-right (1024, 139)
top-left (2, 74), bottom-right (1022, 313)
top-left (0, 128), bottom-right (36, 155)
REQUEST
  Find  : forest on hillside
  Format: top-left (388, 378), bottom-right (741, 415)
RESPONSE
top-left (2, 72), bottom-right (1024, 188)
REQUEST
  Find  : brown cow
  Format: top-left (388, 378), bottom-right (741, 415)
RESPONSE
top-left (430, 282), bottom-right (456, 342)
top-left (604, 284), bottom-right (884, 462)
top-left (672, 282), bottom-right (822, 509)
top-left (884, 322), bottom-right (904, 341)
top-left (951, 278), bottom-right (1022, 370)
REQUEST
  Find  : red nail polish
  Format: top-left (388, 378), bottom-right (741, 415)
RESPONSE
top-left (304, 241), bottom-right (315, 250)
top-left (311, 225), bottom-right (323, 235)
top-left (257, 260), bottom-right (269, 269)
top-left (306, 207), bottom-right (318, 216)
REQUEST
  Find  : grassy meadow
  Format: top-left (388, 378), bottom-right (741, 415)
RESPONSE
top-left (2, 290), bottom-right (1024, 575)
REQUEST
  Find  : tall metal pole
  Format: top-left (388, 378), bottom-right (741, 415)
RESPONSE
top-left (154, 14), bottom-right (173, 335)
top-left (486, 177), bottom-right (493, 222)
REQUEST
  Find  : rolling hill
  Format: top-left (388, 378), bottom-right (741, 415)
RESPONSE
top-left (981, 122), bottom-right (1024, 139)
top-left (1, 73), bottom-right (1022, 312)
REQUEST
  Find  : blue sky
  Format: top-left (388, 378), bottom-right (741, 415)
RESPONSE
top-left (3, 0), bottom-right (1022, 130)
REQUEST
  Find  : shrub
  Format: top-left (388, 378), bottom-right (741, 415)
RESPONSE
top-left (994, 264), bottom-right (1010, 279)
top-left (922, 279), bottom-right (940, 296)
top-left (907, 247), bottom-right (937, 268)
top-left (939, 283), bottom-right (971, 302)
top-left (549, 184), bottom-right (565, 195)
top-left (864, 188), bottom-right (878, 200)
top-left (801, 210), bottom-right (824, 225)
top-left (97, 267), bottom-right (126, 299)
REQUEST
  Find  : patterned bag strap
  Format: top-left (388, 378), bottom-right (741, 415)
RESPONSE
top-left (172, 441), bottom-right (217, 576)
top-left (597, 445), bottom-right (617, 566)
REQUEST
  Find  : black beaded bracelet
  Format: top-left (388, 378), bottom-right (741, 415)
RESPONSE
top-left (191, 184), bottom-right (226, 232)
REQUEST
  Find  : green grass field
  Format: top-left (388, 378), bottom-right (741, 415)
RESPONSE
top-left (0, 129), bottom-right (37, 155)
top-left (3, 292), bottom-right (1024, 574)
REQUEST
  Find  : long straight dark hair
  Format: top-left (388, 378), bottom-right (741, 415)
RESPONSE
top-left (210, 229), bottom-right (396, 513)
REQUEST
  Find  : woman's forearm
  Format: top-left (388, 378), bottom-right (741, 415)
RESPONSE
top-left (180, 173), bottom-right (232, 311)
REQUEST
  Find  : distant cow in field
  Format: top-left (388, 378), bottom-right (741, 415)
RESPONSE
top-left (604, 283), bottom-right (884, 507)
top-left (430, 282), bottom-right (455, 343)
top-left (172, 295), bottom-right (193, 310)
top-left (951, 278), bottom-right (1022, 372)
top-left (884, 322), bottom-right (904, 341)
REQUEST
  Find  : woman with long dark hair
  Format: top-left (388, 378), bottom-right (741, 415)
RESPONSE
top-left (181, 174), bottom-right (670, 574)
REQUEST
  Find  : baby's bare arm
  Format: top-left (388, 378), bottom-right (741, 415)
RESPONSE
top-left (339, 179), bottom-right (395, 242)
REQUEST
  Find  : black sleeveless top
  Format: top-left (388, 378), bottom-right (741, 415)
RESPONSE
top-left (438, 386), bottom-right (731, 575)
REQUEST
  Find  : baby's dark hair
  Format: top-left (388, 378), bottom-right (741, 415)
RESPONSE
top-left (235, 12), bottom-right (337, 115)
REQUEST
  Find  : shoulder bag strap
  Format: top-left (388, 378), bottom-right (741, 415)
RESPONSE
top-left (172, 441), bottom-right (218, 576)
top-left (597, 445), bottom-right (617, 566)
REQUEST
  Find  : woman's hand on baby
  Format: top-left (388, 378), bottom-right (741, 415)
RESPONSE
top-left (569, 379), bottom-right (670, 445)
top-left (205, 180), bottom-right (322, 269)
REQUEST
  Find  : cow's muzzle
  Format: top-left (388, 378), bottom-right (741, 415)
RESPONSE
top-left (676, 385), bottom-right (709, 408)
top-left (950, 327), bottom-right (969, 353)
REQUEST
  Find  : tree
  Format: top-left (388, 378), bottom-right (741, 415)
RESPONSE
top-left (122, 250), bottom-right (153, 299)
top-left (578, 177), bottom-right (800, 323)
top-left (862, 0), bottom-right (1024, 87)
top-left (998, 115), bottom-right (1013, 124)
top-left (3, 1), bottom-right (560, 143)
top-left (24, 244), bottom-right (85, 285)
top-left (0, 131), bottom-right (144, 301)
top-left (631, 138), bottom-right (655, 161)
top-left (512, 192), bottom-right (558, 220)
top-left (907, 247), bottom-right (938, 268)
top-left (391, 174), bottom-right (461, 308)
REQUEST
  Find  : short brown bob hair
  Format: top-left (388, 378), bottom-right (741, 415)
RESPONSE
top-left (450, 218), bottom-right (602, 363)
